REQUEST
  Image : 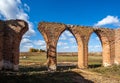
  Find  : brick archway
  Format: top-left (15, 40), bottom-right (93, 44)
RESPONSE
top-left (67, 26), bottom-right (85, 68)
top-left (56, 27), bottom-right (84, 69)
top-left (38, 22), bottom-right (66, 71)
top-left (87, 29), bottom-right (111, 67)
top-left (0, 20), bottom-right (119, 71)
top-left (38, 22), bottom-right (116, 71)
top-left (38, 22), bottom-right (85, 70)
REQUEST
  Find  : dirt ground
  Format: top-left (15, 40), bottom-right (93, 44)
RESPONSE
top-left (72, 69), bottom-right (120, 83)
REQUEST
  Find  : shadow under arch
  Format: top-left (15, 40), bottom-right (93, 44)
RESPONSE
top-left (88, 29), bottom-right (111, 67)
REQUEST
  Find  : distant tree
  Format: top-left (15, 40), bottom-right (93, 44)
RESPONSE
top-left (29, 48), bottom-right (38, 52)
top-left (39, 49), bottom-right (46, 52)
top-left (29, 48), bottom-right (46, 52)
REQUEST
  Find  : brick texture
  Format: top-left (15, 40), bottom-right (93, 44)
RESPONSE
top-left (38, 22), bottom-right (116, 71)
top-left (0, 19), bottom-right (28, 71)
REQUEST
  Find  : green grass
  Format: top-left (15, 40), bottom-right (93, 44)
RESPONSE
top-left (1, 52), bottom-right (120, 82)
top-left (20, 52), bottom-right (120, 78)
top-left (88, 65), bottom-right (120, 78)
top-left (57, 55), bottom-right (78, 62)
top-left (20, 52), bottom-right (102, 67)
top-left (88, 55), bottom-right (102, 68)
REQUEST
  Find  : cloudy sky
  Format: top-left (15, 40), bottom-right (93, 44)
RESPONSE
top-left (0, 0), bottom-right (120, 52)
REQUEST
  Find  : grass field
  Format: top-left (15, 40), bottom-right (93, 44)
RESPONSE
top-left (19, 52), bottom-right (120, 78)
top-left (20, 52), bottom-right (102, 67)
top-left (1, 52), bottom-right (120, 83)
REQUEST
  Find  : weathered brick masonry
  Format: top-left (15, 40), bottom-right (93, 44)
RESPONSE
top-left (0, 20), bottom-right (119, 71)
top-left (0, 19), bottom-right (28, 71)
top-left (38, 22), bottom-right (118, 71)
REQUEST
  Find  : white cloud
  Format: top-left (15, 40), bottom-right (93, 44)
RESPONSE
top-left (21, 38), bottom-right (31, 44)
top-left (94, 15), bottom-right (120, 27)
top-left (64, 30), bottom-right (73, 37)
top-left (33, 40), bottom-right (46, 50)
top-left (71, 45), bottom-right (77, 48)
top-left (0, 0), bottom-right (36, 52)
top-left (89, 45), bottom-right (101, 48)
top-left (23, 43), bottom-right (33, 48)
top-left (20, 43), bottom-right (33, 52)
top-left (59, 34), bottom-right (67, 40)
top-left (57, 42), bottom-right (67, 46)
top-left (63, 46), bottom-right (69, 49)
top-left (24, 3), bottom-right (30, 12)
top-left (69, 38), bottom-right (76, 43)
top-left (59, 30), bottom-right (74, 41)
top-left (0, 0), bottom-right (35, 38)
top-left (20, 39), bottom-right (47, 52)
top-left (89, 45), bottom-right (102, 52)
top-left (94, 45), bottom-right (101, 48)
top-left (95, 37), bottom-right (100, 41)
top-left (34, 40), bottom-right (46, 46)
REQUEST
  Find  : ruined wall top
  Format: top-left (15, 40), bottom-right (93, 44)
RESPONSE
top-left (4, 19), bottom-right (28, 35)
top-left (38, 22), bottom-right (115, 45)
top-left (38, 22), bottom-right (115, 30)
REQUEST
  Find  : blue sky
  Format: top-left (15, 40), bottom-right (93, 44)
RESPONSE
top-left (0, 0), bottom-right (120, 52)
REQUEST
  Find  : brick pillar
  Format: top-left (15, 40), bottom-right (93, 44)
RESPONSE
top-left (77, 36), bottom-right (86, 68)
top-left (3, 25), bottom-right (13, 70)
top-left (3, 20), bottom-right (28, 71)
top-left (78, 43), bottom-right (85, 68)
top-left (12, 39), bottom-right (21, 71)
top-left (0, 21), bottom-right (4, 70)
top-left (47, 42), bottom-right (57, 71)
top-left (84, 42), bottom-right (88, 67)
top-left (102, 36), bottom-right (111, 67)
top-left (115, 29), bottom-right (120, 65)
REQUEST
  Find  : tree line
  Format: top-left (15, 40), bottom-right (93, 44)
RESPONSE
top-left (29, 48), bottom-right (46, 52)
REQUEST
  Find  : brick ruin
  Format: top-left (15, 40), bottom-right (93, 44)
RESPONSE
top-left (38, 22), bottom-right (120, 71)
top-left (0, 19), bottom-right (28, 71)
top-left (0, 20), bottom-right (120, 71)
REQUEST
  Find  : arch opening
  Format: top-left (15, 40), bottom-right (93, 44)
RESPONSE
top-left (88, 31), bottom-right (111, 68)
top-left (19, 31), bottom-right (47, 70)
top-left (57, 30), bottom-right (78, 70)
top-left (88, 32), bottom-right (102, 68)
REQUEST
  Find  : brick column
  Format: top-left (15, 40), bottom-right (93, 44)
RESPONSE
top-left (47, 42), bottom-right (57, 71)
top-left (84, 42), bottom-right (88, 67)
top-left (76, 36), bottom-right (86, 68)
top-left (115, 29), bottom-right (120, 65)
top-left (0, 21), bottom-right (4, 70)
top-left (101, 36), bottom-right (111, 67)
top-left (12, 39), bottom-right (21, 71)
top-left (78, 42), bottom-right (85, 68)
top-left (3, 30), bottom-right (13, 70)
top-left (3, 20), bottom-right (28, 71)
top-left (38, 22), bottom-right (66, 71)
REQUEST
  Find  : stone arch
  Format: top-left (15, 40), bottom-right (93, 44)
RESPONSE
top-left (38, 23), bottom-right (48, 44)
top-left (38, 22), bottom-right (116, 71)
top-left (88, 29), bottom-right (111, 67)
top-left (54, 26), bottom-right (66, 47)
top-left (56, 26), bottom-right (85, 68)
top-left (67, 27), bottom-right (85, 68)
top-left (38, 22), bottom-right (66, 71)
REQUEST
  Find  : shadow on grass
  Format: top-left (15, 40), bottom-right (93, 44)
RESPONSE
top-left (57, 65), bottom-right (77, 71)
top-left (20, 64), bottom-right (77, 72)
top-left (0, 66), bottom-right (93, 83)
top-left (88, 64), bottom-right (102, 68)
